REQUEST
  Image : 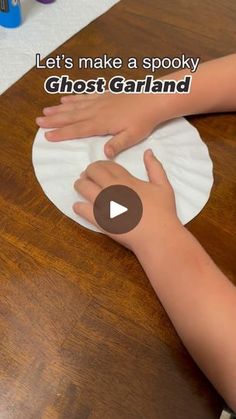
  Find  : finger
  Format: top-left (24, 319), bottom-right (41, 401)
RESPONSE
top-left (45, 121), bottom-right (104, 142)
top-left (43, 96), bottom-right (95, 116)
top-left (61, 94), bottom-right (86, 104)
top-left (61, 93), bottom-right (99, 104)
top-left (85, 160), bottom-right (133, 187)
top-left (104, 130), bottom-right (137, 158)
top-left (73, 202), bottom-right (99, 229)
top-left (85, 161), bottom-right (115, 188)
top-left (92, 160), bottom-right (132, 179)
top-left (79, 170), bottom-right (86, 178)
top-left (36, 110), bottom-right (92, 129)
top-left (144, 149), bottom-right (169, 185)
top-left (74, 178), bottom-right (101, 203)
top-left (43, 103), bottom-right (77, 116)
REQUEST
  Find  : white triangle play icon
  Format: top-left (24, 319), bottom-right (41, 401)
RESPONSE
top-left (110, 200), bottom-right (128, 219)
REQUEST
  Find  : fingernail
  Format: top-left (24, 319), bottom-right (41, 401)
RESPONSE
top-left (43, 107), bottom-right (52, 114)
top-left (105, 145), bottom-right (115, 159)
top-left (45, 131), bottom-right (54, 141)
top-left (72, 202), bottom-right (81, 214)
top-left (36, 117), bottom-right (44, 125)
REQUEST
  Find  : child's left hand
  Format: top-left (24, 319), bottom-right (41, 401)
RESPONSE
top-left (35, 92), bottom-right (164, 158)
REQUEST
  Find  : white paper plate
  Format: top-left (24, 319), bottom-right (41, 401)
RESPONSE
top-left (32, 117), bottom-right (214, 232)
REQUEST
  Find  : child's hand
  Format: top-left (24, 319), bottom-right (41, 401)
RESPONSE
top-left (36, 93), bottom-right (164, 159)
top-left (73, 149), bottom-right (182, 253)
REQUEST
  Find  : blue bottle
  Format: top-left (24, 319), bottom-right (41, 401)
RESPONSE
top-left (0, 0), bottom-right (22, 28)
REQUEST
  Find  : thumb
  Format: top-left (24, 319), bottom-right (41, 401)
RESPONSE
top-left (104, 130), bottom-right (136, 159)
top-left (144, 149), bottom-right (169, 185)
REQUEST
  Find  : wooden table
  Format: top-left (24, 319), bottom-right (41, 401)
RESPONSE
top-left (0, 1), bottom-right (235, 418)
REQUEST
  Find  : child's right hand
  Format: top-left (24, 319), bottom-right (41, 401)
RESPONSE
top-left (36, 92), bottom-right (166, 158)
top-left (72, 149), bottom-right (183, 253)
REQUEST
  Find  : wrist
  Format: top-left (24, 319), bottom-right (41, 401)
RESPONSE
top-left (147, 92), bottom-right (184, 126)
top-left (133, 218), bottom-right (185, 262)
top-left (146, 68), bottom-right (198, 124)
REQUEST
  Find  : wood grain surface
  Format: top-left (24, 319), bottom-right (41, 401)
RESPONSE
top-left (0, 0), bottom-right (236, 418)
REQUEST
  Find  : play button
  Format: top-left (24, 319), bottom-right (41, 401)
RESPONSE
top-left (93, 185), bottom-right (143, 234)
top-left (110, 201), bottom-right (128, 219)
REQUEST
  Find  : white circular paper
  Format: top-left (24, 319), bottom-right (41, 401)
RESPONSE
top-left (32, 117), bottom-right (213, 232)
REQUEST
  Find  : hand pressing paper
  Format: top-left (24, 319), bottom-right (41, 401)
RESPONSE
top-left (32, 117), bottom-right (214, 232)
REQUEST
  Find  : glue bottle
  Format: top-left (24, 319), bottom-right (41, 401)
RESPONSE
top-left (0, 0), bottom-right (22, 28)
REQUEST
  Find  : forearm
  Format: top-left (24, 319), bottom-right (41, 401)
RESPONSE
top-left (136, 226), bottom-right (236, 411)
top-left (152, 54), bottom-right (236, 122)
